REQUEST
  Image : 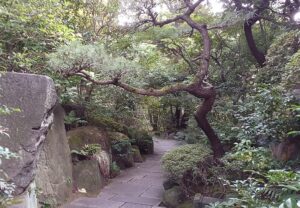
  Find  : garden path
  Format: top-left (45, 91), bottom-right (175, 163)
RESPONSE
top-left (64, 137), bottom-right (179, 208)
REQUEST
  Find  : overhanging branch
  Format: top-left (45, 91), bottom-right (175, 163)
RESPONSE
top-left (73, 71), bottom-right (189, 97)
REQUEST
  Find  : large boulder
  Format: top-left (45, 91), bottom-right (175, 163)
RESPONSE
top-left (35, 105), bottom-right (73, 206)
top-left (271, 135), bottom-right (300, 161)
top-left (72, 159), bottom-right (104, 194)
top-left (67, 126), bottom-right (110, 153)
top-left (0, 72), bottom-right (57, 194)
top-left (67, 126), bottom-right (111, 192)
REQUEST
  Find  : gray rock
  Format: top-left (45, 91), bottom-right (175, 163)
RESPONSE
top-left (72, 159), bottom-right (104, 194)
top-left (35, 105), bottom-right (73, 206)
top-left (0, 72), bottom-right (57, 195)
top-left (162, 186), bottom-right (184, 208)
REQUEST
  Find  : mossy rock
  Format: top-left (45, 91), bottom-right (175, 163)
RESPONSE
top-left (72, 159), bottom-right (104, 194)
top-left (132, 145), bottom-right (144, 163)
top-left (162, 186), bottom-right (184, 208)
top-left (67, 126), bottom-right (110, 152)
top-left (109, 132), bottom-right (134, 169)
top-left (109, 132), bottom-right (130, 143)
top-left (88, 116), bottom-right (126, 133)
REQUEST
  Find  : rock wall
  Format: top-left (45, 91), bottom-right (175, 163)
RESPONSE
top-left (0, 72), bottom-right (57, 194)
top-left (0, 72), bottom-right (72, 206)
top-left (35, 105), bottom-right (72, 206)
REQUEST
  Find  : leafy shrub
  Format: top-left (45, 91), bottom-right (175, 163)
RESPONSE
top-left (224, 140), bottom-right (280, 171)
top-left (233, 86), bottom-right (295, 145)
top-left (161, 144), bottom-right (211, 180)
top-left (127, 128), bottom-right (153, 154)
top-left (64, 111), bottom-right (87, 126)
top-left (110, 161), bottom-right (120, 178)
top-left (181, 157), bottom-right (228, 198)
top-left (109, 132), bottom-right (132, 154)
top-left (220, 140), bottom-right (300, 207)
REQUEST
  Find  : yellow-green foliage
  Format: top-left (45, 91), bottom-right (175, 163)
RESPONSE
top-left (162, 144), bottom-right (211, 180)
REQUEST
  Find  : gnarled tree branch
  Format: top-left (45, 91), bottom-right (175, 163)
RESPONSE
top-left (65, 0), bottom-right (225, 157)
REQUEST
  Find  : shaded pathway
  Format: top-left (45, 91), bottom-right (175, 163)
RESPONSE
top-left (64, 138), bottom-right (179, 208)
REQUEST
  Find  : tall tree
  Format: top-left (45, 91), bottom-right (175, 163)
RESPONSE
top-left (227, 0), bottom-right (300, 67)
top-left (51, 0), bottom-right (228, 157)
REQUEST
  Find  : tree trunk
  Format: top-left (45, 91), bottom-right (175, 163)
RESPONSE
top-left (244, 21), bottom-right (266, 67)
top-left (194, 92), bottom-right (225, 158)
top-left (241, 0), bottom-right (269, 67)
top-left (175, 106), bottom-right (181, 128)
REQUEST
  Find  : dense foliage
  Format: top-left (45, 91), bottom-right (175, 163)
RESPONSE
top-left (162, 143), bottom-right (211, 180)
top-left (0, 0), bottom-right (299, 207)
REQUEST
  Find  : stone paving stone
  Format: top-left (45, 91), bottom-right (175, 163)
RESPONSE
top-left (69, 197), bottom-right (125, 208)
top-left (140, 186), bottom-right (164, 199)
top-left (113, 170), bottom-right (147, 183)
top-left (97, 192), bottom-right (116, 200)
top-left (64, 204), bottom-right (97, 208)
top-left (121, 203), bottom-right (152, 208)
top-left (130, 177), bottom-right (164, 187)
top-left (102, 182), bottom-right (150, 196)
top-left (110, 195), bottom-right (161, 206)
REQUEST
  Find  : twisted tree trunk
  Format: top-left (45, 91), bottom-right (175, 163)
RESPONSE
top-left (194, 95), bottom-right (224, 158)
top-left (65, 0), bottom-right (226, 158)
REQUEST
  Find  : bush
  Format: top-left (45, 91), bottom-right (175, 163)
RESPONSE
top-left (223, 140), bottom-right (280, 172)
top-left (109, 132), bottom-right (132, 154)
top-left (162, 144), bottom-right (211, 180)
top-left (110, 161), bottom-right (120, 178)
top-left (127, 128), bottom-right (153, 154)
top-left (181, 157), bottom-right (228, 198)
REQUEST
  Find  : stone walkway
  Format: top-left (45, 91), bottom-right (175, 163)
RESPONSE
top-left (64, 138), bottom-right (179, 208)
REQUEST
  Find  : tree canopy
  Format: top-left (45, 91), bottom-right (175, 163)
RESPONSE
top-left (0, 0), bottom-right (300, 206)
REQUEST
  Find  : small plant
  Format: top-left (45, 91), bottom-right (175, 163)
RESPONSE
top-left (64, 111), bottom-right (87, 126)
top-left (224, 140), bottom-right (279, 171)
top-left (110, 161), bottom-right (120, 178)
top-left (71, 144), bottom-right (101, 157)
